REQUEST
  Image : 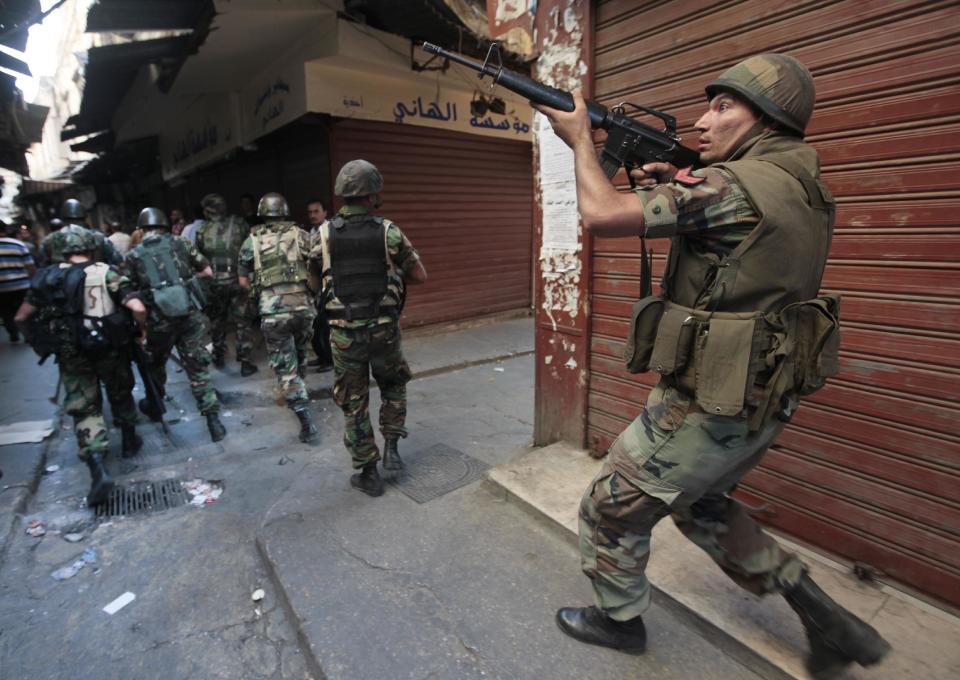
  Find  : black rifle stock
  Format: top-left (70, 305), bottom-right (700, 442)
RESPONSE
top-left (421, 41), bottom-right (699, 177)
top-left (131, 340), bottom-right (166, 422)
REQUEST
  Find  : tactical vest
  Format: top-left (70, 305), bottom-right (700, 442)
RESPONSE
top-left (199, 216), bottom-right (247, 281)
top-left (623, 133), bottom-right (840, 429)
top-left (318, 215), bottom-right (403, 320)
top-left (250, 221), bottom-right (309, 292)
top-left (29, 262), bottom-right (131, 356)
top-left (137, 235), bottom-right (204, 318)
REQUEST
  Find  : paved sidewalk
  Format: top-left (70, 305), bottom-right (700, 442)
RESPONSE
top-left (488, 442), bottom-right (960, 680)
top-left (0, 342), bottom-right (59, 562)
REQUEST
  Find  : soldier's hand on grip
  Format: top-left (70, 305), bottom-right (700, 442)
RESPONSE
top-left (630, 162), bottom-right (677, 187)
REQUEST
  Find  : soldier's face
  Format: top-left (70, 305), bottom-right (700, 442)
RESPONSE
top-left (307, 202), bottom-right (326, 226)
top-left (694, 93), bottom-right (761, 164)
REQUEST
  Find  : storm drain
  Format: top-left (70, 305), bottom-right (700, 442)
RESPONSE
top-left (388, 443), bottom-right (490, 503)
top-left (95, 479), bottom-right (190, 518)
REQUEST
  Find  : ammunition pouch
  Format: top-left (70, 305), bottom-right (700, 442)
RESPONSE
top-left (624, 295), bottom-right (840, 429)
top-left (80, 310), bottom-right (133, 351)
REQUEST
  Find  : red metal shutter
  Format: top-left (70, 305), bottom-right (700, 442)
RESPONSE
top-left (589, 0), bottom-right (960, 607)
top-left (329, 119), bottom-right (534, 327)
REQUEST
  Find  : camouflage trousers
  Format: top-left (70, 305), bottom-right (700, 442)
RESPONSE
top-left (206, 280), bottom-right (257, 362)
top-left (261, 310), bottom-right (315, 408)
top-left (580, 382), bottom-right (805, 622)
top-left (330, 322), bottom-right (412, 468)
top-left (145, 311), bottom-right (219, 415)
top-left (59, 349), bottom-right (137, 462)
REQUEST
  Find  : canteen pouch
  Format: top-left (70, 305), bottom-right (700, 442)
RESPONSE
top-left (694, 314), bottom-right (765, 416)
top-left (623, 296), bottom-right (665, 374)
top-left (780, 294), bottom-right (840, 395)
top-left (648, 304), bottom-right (697, 376)
top-left (153, 284), bottom-right (193, 318)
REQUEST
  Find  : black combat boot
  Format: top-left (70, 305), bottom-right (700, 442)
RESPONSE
top-left (240, 360), bottom-right (258, 377)
top-left (784, 572), bottom-right (891, 679)
top-left (555, 607), bottom-right (647, 654)
top-left (120, 425), bottom-right (143, 459)
top-left (381, 437), bottom-right (403, 478)
top-left (294, 406), bottom-right (318, 444)
top-left (85, 452), bottom-right (114, 507)
top-left (350, 462), bottom-right (384, 497)
top-left (138, 397), bottom-right (163, 422)
top-left (206, 412), bottom-right (226, 442)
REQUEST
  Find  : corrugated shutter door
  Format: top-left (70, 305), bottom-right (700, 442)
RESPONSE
top-left (330, 119), bottom-right (534, 327)
top-left (589, 0), bottom-right (959, 606)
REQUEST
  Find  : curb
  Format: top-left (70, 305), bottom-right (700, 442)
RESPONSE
top-left (0, 410), bottom-right (62, 567)
top-left (254, 530), bottom-right (329, 680)
top-left (480, 478), bottom-right (794, 680)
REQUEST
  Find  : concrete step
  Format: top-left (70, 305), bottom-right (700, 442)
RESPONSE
top-left (487, 442), bottom-right (960, 680)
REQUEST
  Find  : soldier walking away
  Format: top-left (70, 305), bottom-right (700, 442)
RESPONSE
top-left (40, 198), bottom-right (122, 266)
top-left (15, 230), bottom-right (147, 505)
top-left (309, 160), bottom-right (427, 497)
top-left (238, 193), bottom-right (319, 445)
top-left (535, 54), bottom-right (890, 678)
top-left (195, 193), bottom-right (259, 376)
top-left (305, 198), bottom-right (332, 372)
top-left (125, 207), bottom-right (226, 442)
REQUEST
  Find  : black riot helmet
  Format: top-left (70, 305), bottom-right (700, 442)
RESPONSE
top-left (60, 198), bottom-right (86, 221)
top-left (137, 207), bottom-right (170, 230)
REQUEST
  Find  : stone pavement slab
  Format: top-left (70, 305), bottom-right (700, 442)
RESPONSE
top-left (488, 442), bottom-right (960, 680)
top-left (257, 461), bottom-right (763, 680)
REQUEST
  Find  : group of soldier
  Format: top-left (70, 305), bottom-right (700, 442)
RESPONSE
top-left (9, 48), bottom-right (898, 678)
top-left (14, 159), bottom-right (426, 505)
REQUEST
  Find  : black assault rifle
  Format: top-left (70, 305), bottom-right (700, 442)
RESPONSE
top-left (421, 41), bottom-right (700, 178)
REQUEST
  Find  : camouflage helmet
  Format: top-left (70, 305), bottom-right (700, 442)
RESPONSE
top-left (60, 198), bottom-right (86, 221)
top-left (257, 192), bottom-right (289, 217)
top-left (201, 193), bottom-right (227, 218)
top-left (705, 53), bottom-right (815, 137)
top-left (137, 207), bottom-right (170, 229)
top-left (335, 160), bottom-right (383, 197)
top-left (60, 229), bottom-right (95, 255)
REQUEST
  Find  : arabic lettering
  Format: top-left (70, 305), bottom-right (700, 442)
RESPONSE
top-left (172, 118), bottom-right (228, 165)
top-left (254, 78), bottom-right (292, 116)
top-left (393, 97), bottom-right (457, 124)
top-left (342, 96), bottom-right (363, 108)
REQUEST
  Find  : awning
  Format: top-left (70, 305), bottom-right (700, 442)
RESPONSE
top-left (61, 36), bottom-right (194, 141)
top-left (86, 0), bottom-right (213, 32)
top-left (19, 178), bottom-right (74, 196)
top-left (0, 0), bottom-right (41, 52)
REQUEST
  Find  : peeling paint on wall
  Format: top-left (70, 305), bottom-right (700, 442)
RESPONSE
top-left (540, 248), bottom-right (581, 331)
top-left (495, 0), bottom-right (528, 24)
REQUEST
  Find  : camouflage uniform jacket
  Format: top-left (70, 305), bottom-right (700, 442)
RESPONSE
top-left (41, 224), bottom-right (123, 266)
top-left (308, 205), bottom-right (421, 329)
top-left (238, 221), bottom-right (313, 316)
top-left (124, 231), bottom-right (209, 322)
top-left (195, 215), bottom-right (250, 283)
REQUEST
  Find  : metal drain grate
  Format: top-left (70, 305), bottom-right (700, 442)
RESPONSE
top-left (388, 443), bottom-right (490, 503)
top-left (95, 479), bottom-right (190, 518)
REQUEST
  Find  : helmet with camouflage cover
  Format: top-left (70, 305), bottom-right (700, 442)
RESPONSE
top-left (705, 53), bottom-right (815, 137)
top-left (60, 198), bottom-right (86, 221)
top-left (201, 193), bottom-right (227, 219)
top-left (137, 207), bottom-right (170, 229)
top-left (335, 160), bottom-right (383, 197)
top-left (257, 192), bottom-right (289, 218)
top-left (60, 229), bottom-right (95, 255)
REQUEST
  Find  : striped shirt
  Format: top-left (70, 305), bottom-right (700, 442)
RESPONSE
top-left (0, 237), bottom-right (34, 292)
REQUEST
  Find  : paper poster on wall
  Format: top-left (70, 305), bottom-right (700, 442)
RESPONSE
top-left (537, 112), bottom-right (576, 186)
top-left (541, 182), bottom-right (579, 252)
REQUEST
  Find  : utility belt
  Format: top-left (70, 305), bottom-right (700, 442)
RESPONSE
top-left (624, 295), bottom-right (840, 430)
top-left (325, 299), bottom-right (399, 321)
